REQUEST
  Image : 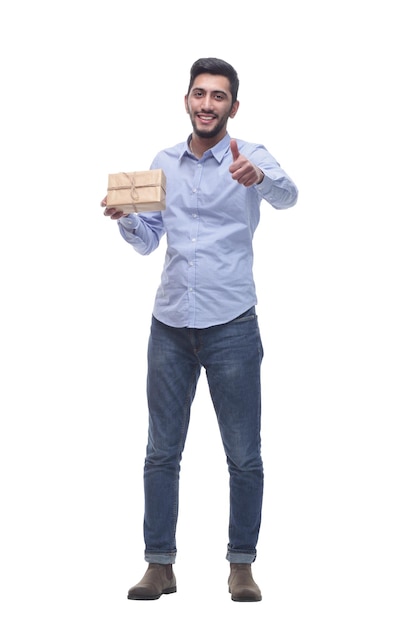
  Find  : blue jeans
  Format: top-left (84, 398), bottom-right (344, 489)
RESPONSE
top-left (143, 307), bottom-right (264, 564)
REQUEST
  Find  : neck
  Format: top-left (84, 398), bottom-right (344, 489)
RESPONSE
top-left (190, 132), bottom-right (226, 158)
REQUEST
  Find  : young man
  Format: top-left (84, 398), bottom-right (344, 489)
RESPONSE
top-left (102, 57), bottom-right (298, 602)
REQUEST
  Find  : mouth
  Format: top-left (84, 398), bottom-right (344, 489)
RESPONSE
top-left (196, 113), bottom-right (217, 125)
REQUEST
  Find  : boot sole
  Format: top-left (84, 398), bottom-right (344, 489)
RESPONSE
top-left (128, 587), bottom-right (177, 601)
top-left (230, 595), bottom-right (262, 602)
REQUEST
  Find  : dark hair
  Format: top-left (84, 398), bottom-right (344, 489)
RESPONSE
top-left (187, 58), bottom-right (239, 103)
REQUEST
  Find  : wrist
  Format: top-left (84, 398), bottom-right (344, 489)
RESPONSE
top-left (256, 168), bottom-right (264, 185)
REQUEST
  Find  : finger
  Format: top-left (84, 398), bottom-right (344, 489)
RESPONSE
top-left (100, 195), bottom-right (107, 207)
top-left (103, 206), bottom-right (116, 217)
top-left (230, 139), bottom-right (240, 162)
top-left (110, 210), bottom-right (126, 220)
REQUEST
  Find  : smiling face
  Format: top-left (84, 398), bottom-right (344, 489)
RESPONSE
top-left (184, 73), bottom-right (239, 141)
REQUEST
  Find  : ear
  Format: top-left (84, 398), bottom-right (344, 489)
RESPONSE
top-left (184, 94), bottom-right (190, 114)
top-left (229, 100), bottom-right (240, 119)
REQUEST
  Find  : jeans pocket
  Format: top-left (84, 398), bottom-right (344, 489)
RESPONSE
top-left (232, 306), bottom-right (256, 323)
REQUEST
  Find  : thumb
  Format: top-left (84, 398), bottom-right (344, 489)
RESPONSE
top-left (230, 139), bottom-right (240, 161)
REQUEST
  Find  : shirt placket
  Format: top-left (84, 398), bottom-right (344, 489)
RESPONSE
top-left (187, 160), bottom-right (204, 327)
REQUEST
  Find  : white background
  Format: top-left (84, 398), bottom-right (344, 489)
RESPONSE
top-left (1, 1), bottom-right (416, 624)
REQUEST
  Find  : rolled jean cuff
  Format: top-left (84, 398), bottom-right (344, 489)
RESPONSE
top-left (226, 550), bottom-right (257, 564)
top-left (145, 551), bottom-right (176, 565)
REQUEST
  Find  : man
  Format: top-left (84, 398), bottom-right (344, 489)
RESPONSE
top-left (102, 57), bottom-right (298, 602)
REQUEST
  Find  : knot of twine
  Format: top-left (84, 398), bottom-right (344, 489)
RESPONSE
top-left (124, 173), bottom-right (140, 202)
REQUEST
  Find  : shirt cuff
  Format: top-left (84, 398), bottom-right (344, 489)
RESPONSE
top-left (118, 214), bottom-right (140, 232)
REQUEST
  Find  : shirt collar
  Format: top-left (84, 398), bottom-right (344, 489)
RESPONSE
top-left (179, 133), bottom-right (231, 163)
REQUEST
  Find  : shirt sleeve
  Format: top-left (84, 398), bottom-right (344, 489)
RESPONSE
top-left (255, 171), bottom-right (298, 209)
top-left (244, 142), bottom-right (298, 210)
top-left (117, 212), bottom-right (166, 256)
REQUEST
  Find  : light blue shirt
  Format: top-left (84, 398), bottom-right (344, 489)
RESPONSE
top-left (118, 133), bottom-right (298, 328)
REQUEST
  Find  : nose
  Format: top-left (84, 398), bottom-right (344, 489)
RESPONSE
top-left (200, 94), bottom-right (213, 111)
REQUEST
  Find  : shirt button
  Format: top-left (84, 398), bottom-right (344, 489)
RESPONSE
top-left (191, 237), bottom-right (196, 242)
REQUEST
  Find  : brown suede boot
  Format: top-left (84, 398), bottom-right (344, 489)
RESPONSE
top-left (127, 563), bottom-right (177, 600)
top-left (228, 563), bottom-right (262, 602)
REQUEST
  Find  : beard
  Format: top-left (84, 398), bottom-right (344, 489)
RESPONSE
top-left (190, 108), bottom-right (232, 139)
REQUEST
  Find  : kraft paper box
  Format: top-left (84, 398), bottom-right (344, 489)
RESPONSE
top-left (107, 169), bottom-right (166, 213)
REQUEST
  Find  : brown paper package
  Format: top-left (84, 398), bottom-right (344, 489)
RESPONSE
top-left (107, 169), bottom-right (166, 213)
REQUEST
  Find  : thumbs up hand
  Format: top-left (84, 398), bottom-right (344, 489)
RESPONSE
top-left (229, 139), bottom-right (264, 187)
